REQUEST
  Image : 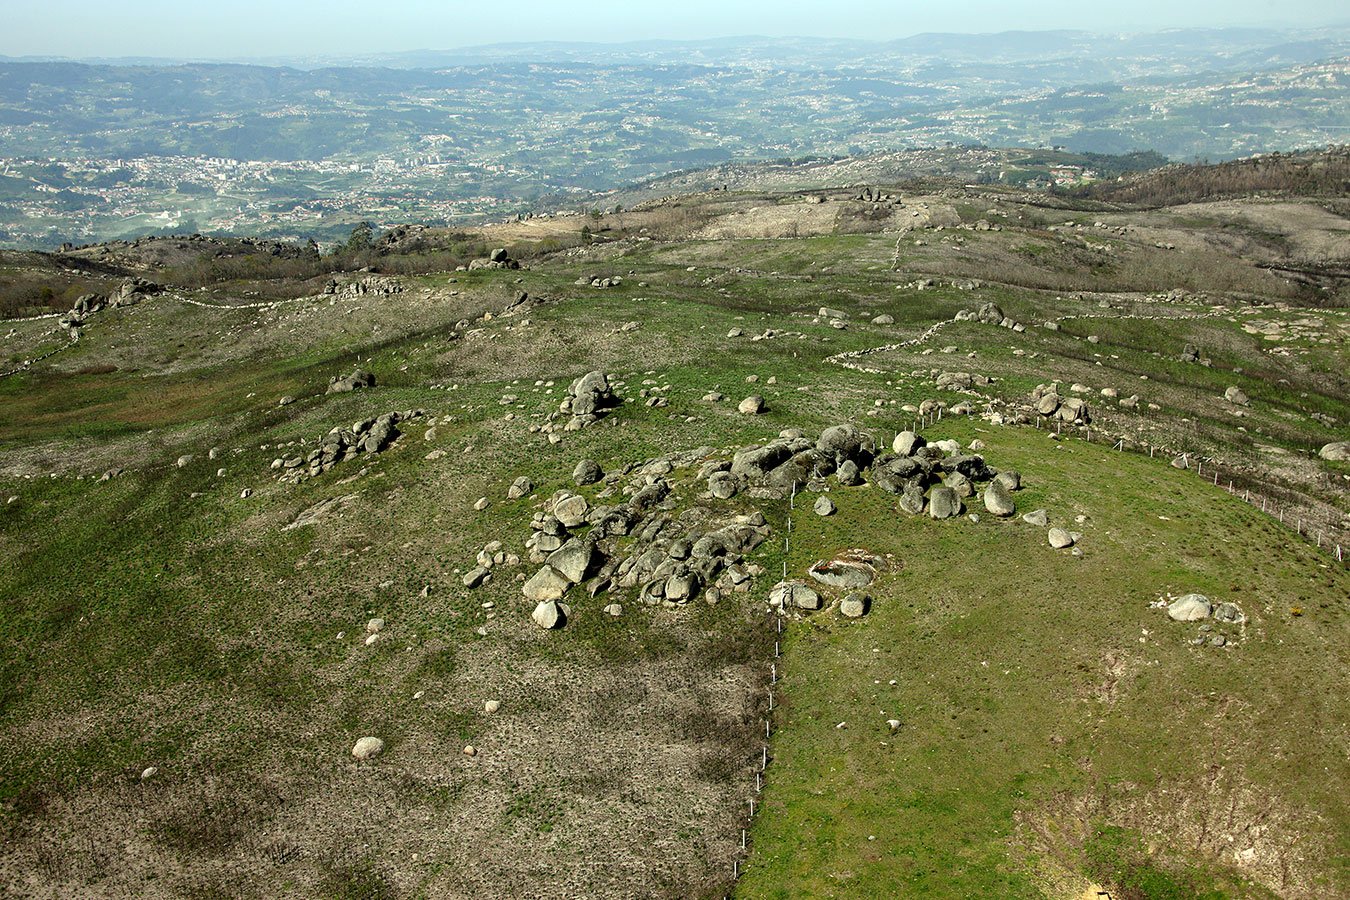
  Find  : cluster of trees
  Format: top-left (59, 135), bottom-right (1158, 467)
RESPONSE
top-left (1073, 147), bottom-right (1350, 206)
top-left (0, 273), bottom-right (103, 318)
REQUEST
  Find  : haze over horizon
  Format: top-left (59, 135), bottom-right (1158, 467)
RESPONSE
top-left (5, 0), bottom-right (1348, 61)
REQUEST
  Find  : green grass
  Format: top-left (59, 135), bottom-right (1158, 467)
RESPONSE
top-left (738, 417), bottom-right (1348, 898)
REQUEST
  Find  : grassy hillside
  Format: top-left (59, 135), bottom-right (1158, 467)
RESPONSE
top-left (0, 180), bottom-right (1346, 898)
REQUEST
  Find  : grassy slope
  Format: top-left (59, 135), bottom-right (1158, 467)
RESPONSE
top-left (739, 415), bottom-right (1347, 898)
top-left (0, 196), bottom-right (1347, 897)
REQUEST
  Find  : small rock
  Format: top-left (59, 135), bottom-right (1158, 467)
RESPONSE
top-left (531, 599), bottom-right (565, 629)
top-left (352, 737), bottom-right (384, 760)
top-left (769, 581), bottom-right (821, 611)
top-left (366, 618), bottom-right (385, 634)
top-left (983, 480), bottom-right (1015, 517)
top-left (573, 459), bottom-right (603, 485)
top-left (1168, 593), bottom-right (1212, 622)
top-left (708, 471), bottom-right (740, 499)
top-left (484, 700), bottom-right (500, 714)
top-left (892, 431), bottom-right (924, 456)
top-left (839, 593), bottom-right (870, 618)
top-left (738, 395), bottom-right (766, 415)
top-left (928, 486), bottom-right (961, 519)
top-left (1022, 509), bottom-right (1048, 527)
top-left (474, 497), bottom-right (490, 511)
top-left (140, 766), bottom-right (158, 780)
top-left (553, 493), bottom-right (589, 528)
top-left (507, 476), bottom-right (534, 499)
top-left (1318, 441), bottom-right (1350, 462)
top-left (814, 495), bottom-right (837, 516)
top-left (523, 566), bottom-right (572, 601)
top-left (1047, 527), bottom-right (1074, 549)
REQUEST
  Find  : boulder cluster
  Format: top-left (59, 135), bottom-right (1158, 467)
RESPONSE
top-left (1030, 383), bottom-right (1092, 424)
top-left (558, 370), bottom-right (620, 431)
top-left (710, 423), bottom-right (1025, 524)
top-left (1162, 593), bottom-right (1245, 648)
top-left (464, 420), bottom-right (1072, 631)
top-left (470, 448), bottom-right (774, 629)
top-left (575, 273), bottom-right (625, 289)
top-left (717, 424), bottom-right (872, 497)
top-left (954, 301), bottom-right (1023, 332)
top-left (934, 371), bottom-right (991, 392)
top-left (321, 276), bottom-right (403, 298)
top-left (467, 247), bottom-right (520, 270)
top-left (460, 540), bottom-right (522, 589)
top-left (110, 277), bottom-right (160, 307)
top-left (272, 409), bottom-right (423, 483)
top-left (872, 431), bottom-right (1019, 520)
top-left (327, 368), bottom-right (376, 394)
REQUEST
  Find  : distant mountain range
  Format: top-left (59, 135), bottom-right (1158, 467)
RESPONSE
top-left (0, 27), bottom-right (1346, 248)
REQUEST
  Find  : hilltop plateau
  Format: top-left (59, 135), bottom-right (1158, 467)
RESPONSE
top-left (0, 154), bottom-right (1347, 898)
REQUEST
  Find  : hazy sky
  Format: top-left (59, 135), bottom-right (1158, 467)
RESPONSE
top-left (4, 0), bottom-right (1345, 59)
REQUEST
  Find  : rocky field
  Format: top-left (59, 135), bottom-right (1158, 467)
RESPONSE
top-left (0, 173), bottom-right (1347, 899)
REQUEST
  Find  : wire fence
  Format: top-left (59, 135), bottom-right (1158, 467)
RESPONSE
top-left (727, 412), bottom-right (948, 892)
top-left (724, 399), bottom-right (1346, 893)
top-left (1028, 414), bottom-right (1349, 567)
